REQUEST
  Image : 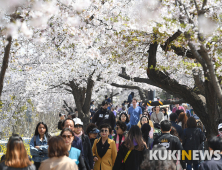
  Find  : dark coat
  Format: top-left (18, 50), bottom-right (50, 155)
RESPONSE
top-left (113, 142), bottom-right (146, 170)
top-left (153, 133), bottom-right (186, 169)
top-left (171, 121), bottom-right (183, 139)
top-left (81, 134), bottom-right (93, 170)
top-left (182, 128), bottom-right (206, 164)
top-left (92, 108), bottom-right (116, 130)
top-left (199, 155), bottom-right (222, 170)
top-left (72, 136), bottom-right (83, 157)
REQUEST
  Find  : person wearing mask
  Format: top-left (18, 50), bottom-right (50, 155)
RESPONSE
top-left (60, 128), bottom-right (86, 170)
top-left (73, 118), bottom-right (93, 170)
top-left (217, 123), bottom-right (222, 137)
top-left (172, 104), bottom-right (185, 113)
top-left (153, 120), bottom-right (186, 170)
top-left (0, 136), bottom-right (35, 170)
top-left (182, 117), bottom-right (205, 170)
top-left (92, 101), bottom-right (116, 130)
top-left (170, 113), bottom-right (183, 139)
top-left (30, 122), bottom-right (50, 170)
top-left (199, 136), bottom-right (222, 170)
top-left (128, 98), bottom-right (142, 126)
top-left (113, 125), bottom-right (146, 170)
top-left (39, 136), bottom-right (78, 170)
top-left (113, 121), bottom-right (127, 152)
top-left (151, 106), bottom-right (164, 124)
top-left (128, 92), bottom-right (134, 107)
top-left (141, 123), bottom-right (153, 149)
top-left (177, 112), bottom-right (188, 130)
top-left (85, 123), bottom-right (100, 147)
top-left (92, 124), bottom-right (117, 170)
top-left (62, 118), bottom-right (83, 154)
top-left (119, 112), bottom-right (130, 131)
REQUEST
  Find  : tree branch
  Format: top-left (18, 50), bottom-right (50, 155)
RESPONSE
top-left (0, 36), bottom-right (12, 98)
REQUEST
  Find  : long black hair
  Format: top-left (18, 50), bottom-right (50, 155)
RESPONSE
top-left (119, 112), bottom-right (129, 123)
top-left (34, 122), bottom-right (49, 137)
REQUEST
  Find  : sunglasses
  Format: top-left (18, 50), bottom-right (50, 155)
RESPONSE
top-left (100, 129), bottom-right (108, 133)
top-left (75, 125), bottom-right (82, 128)
top-left (144, 114), bottom-right (148, 116)
top-left (62, 135), bottom-right (72, 139)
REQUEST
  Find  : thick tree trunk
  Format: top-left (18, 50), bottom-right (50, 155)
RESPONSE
top-left (147, 42), bottom-right (218, 139)
top-left (69, 77), bottom-right (94, 128)
top-left (0, 36), bottom-right (12, 98)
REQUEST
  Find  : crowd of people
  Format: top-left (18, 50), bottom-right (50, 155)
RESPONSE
top-left (1, 93), bottom-right (222, 170)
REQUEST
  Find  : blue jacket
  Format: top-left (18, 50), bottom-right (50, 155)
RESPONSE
top-left (171, 121), bottom-right (183, 139)
top-left (69, 147), bottom-right (81, 165)
top-left (71, 136), bottom-right (83, 157)
top-left (30, 134), bottom-right (48, 162)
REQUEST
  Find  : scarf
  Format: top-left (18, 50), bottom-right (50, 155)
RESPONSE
top-left (116, 134), bottom-right (125, 152)
top-left (74, 131), bottom-right (83, 138)
top-left (218, 130), bottom-right (222, 137)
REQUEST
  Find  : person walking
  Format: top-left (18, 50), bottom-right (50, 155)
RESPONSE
top-left (113, 121), bottom-right (127, 152)
top-left (30, 122), bottom-right (50, 170)
top-left (92, 124), bottom-right (117, 170)
top-left (113, 125), bottom-right (146, 170)
top-left (60, 128), bottom-right (86, 170)
top-left (151, 106), bottom-right (164, 124)
top-left (0, 136), bottom-right (35, 170)
top-left (39, 136), bottom-right (78, 170)
top-left (73, 118), bottom-right (93, 170)
top-left (128, 98), bottom-right (142, 126)
top-left (92, 101), bottom-right (116, 130)
top-left (62, 118), bottom-right (83, 153)
top-left (182, 117), bottom-right (206, 170)
top-left (119, 112), bottom-right (130, 131)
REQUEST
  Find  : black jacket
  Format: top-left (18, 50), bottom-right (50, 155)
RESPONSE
top-left (171, 121), bottom-right (183, 139)
top-left (153, 133), bottom-right (186, 169)
top-left (182, 128), bottom-right (205, 164)
top-left (92, 108), bottom-right (116, 130)
top-left (199, 155), bottom-right (222, 170)
top-left (58, 121), bottom-right (63, 130)
top-left (113, 142), bottom-right (146, 170)
top-left (79, 153), bottom-right (87, 170)
top-left (81, 134), bottom-right (94, 170)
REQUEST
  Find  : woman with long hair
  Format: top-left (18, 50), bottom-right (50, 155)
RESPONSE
top-left (137, 115), bottom-right (154, 138)
top-left (0, 136), bottom-right (35, 170)
top-left (113, 125), bottom-right (146, 170)
top-left (60, 128), bottom-right (86, 170)
top-left (182, 117), bottom-right (205, 170)
top-left (161, 108), bottom-right (169, 120)
top-left (119, 112), bottom-right (130, 131)
top-left (39, 136), bottom-right (78, 170)
top-left (141, 123), bottom-right (153, 150)
top-left (177, 112), bottom-right (188, 129)
top-left (92, 124), bottom-right (117, 170)
top-left (30, 122), bottom-right (50, 170)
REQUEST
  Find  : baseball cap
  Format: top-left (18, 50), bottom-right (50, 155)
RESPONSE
top-left (89, 128), bottom-right (100, 134)
top-left (73, 118), bottom-right (83, 126)
top-left (218, 123), bottom-right (222, 130)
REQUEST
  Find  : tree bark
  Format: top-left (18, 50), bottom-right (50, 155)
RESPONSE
top-left (68, 76), bottom-right (94, 128)
top-left (147, 42), bottom-right (217, 138)
top-left (0, 36), bottom-right (12, 98)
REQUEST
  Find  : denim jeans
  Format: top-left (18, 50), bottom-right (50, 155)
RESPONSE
top-left (187, 163), bottom-right (199, 170)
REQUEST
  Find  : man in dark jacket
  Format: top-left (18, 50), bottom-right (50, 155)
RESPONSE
top-left (92, 100), bottom-right (116, 130)
top-left (199, 136), bottom-right (222, 170)
top-left (170, 113), bottom-right (183, 139)
top-left (153, 120), bottom-right (186, 170)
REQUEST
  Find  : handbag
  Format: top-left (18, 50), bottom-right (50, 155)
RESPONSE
top-left (120, 150), bottom-right (132, 170)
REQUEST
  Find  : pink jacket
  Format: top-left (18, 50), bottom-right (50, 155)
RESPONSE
top-left (172, 106), bottom-right (185, 113)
